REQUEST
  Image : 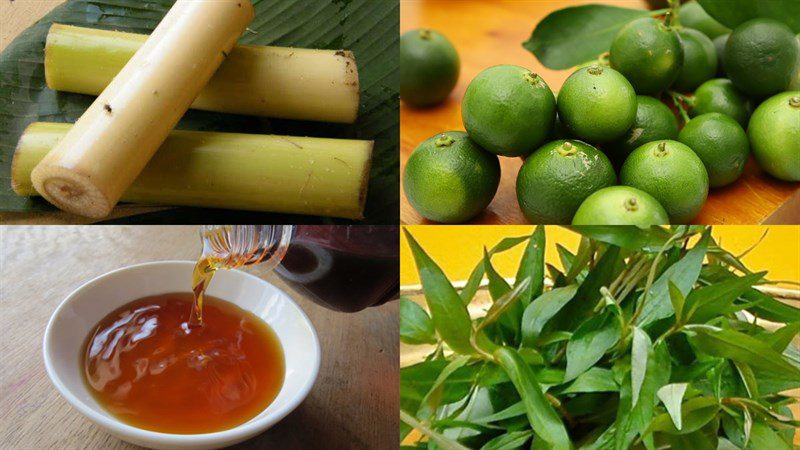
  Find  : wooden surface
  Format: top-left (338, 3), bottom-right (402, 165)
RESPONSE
top-left (0, 226), bottom-right (398, 450)
top-left (400, 0), bottom-right (800, 225)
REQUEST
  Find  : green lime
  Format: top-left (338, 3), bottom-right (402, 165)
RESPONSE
top-left (557, 66), bottom-right (637, 143)
top-left (516, 140), bottom-right (616, 224)
top-left (725, 19), bottom-right (800, 98)
top-left (678, 113), bottom-right (749, 187)
top-left (689, 78), bottom-right (751, 127)
top-left (572, 186), bottom-right (670, 226)
top-left (400, 29), bottom-right (460, 107)
top-left (712, 33), bottom-right (729, 76)
top-left (747, 92), bottom-right (800, 182)
top-left (607, 95), bottom-right (679, 162)
top-left (404, 131), bottom-right (500, 223)
top-left (674, 28), bottom-right (718, 91)
top-left (610, 17), bottom-right (684, 95)
top-left (621, 140), bottom-right (709, 223)
top-left (679, 2), bottom-right (731, 39)
top-left (462, 65), bottom-right (556, 157)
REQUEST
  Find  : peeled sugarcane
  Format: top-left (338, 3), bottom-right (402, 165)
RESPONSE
top-left (31, 0), bottom-right (254, 219)
top-left (14, 123), bottom-right (373, 220)
top-left (45, 24), bottom-right (361, 124)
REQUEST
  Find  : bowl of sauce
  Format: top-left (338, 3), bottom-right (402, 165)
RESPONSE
top-left (43, 261), bottom-right (320, 450)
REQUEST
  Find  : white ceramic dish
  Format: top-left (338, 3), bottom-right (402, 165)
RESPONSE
top-left (43, 260), bottom-right (320, 450)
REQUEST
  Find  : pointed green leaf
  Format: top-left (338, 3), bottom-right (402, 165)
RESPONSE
top-left (565, 312), bottom-right (621, 382)
top-left (648, 396), bottom-right (720, 435)
top-left (631, 327), bottom-right (651, 407)
top-left (685, 272), bottom-right (766, 323)
top-left (556, 245), bottom-right (622, 330)
top-left (460, 236), bottom-right (530, 303)
top-left (668, 281), bottom-right (685, 325)
top-left (765, 322), bottom-right (800, 352)
top-left (733, 361), bottom-right (759, 399)
top-left (521, 284), bottom-right (579, 346)
top-left (613, 341), bottom-right (671, 450)
top-left (479, 277), bottom-right (531, 333)
top-left (484, 247), bottom-right (513, 300)
top-left (417, 356), bottom-right (471, 420)
top-left (689, 327), bottom-right (800, 377)
top-left (746, 419), bottom-right (792, 450)
top-left (636, 230), bottom-right (710, 327)
top-left (657, 383), bottom-right (688, 431)
top-left (480, 430), bottom-right (533, 450)
top-left (562, 368), bottom-right (618, 394)
top-left (404, 230), bottom-right (474, 354)
top-left (515, 226), bottom-right (546, 307)
top-left (471, 401), bottom-right (526, 424)
top-left (494, 347), bottom-right (572, 450)
top-left (400, 297), bottom-right (437, 345)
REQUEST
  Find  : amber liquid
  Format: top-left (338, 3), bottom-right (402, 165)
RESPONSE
top-left (82, 293), bottom-right (284, 434)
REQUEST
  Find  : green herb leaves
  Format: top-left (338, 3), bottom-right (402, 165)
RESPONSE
top-left (564, 312), bottom-right (621, 382)
top-left (401, 226), bottom-right (799, 449)
top-left (494, 347), bottom-right (572, 450)
top-left (404, 229), bottom-right (474, 355)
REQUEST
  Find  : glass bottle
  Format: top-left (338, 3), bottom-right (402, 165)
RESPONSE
top-left (193, 225), bottom-right (399, 322)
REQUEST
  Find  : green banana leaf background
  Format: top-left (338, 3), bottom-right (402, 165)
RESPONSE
top-left (0, 0), bottom-right (399, 224)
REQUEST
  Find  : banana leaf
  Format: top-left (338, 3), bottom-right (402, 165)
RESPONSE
top-left (0, 0), bottom-right (399, 224)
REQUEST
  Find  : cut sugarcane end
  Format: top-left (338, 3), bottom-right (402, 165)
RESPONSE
top-left (30, 164), bottom-right (112, 218)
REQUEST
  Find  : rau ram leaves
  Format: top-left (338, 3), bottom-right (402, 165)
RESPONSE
top-left (401, 226), bottom-right (800, 449)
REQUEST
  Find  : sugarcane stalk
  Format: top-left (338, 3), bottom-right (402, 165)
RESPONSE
top-left (31, 0), bottom-right (254, 219)
top-left (45, 24), bottom-right (360, 124)
top-left (14, 123), bottom-right (372, 220)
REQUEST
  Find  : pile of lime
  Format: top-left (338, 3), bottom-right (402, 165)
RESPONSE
top-left (402, 3), bottom-right (800, 224)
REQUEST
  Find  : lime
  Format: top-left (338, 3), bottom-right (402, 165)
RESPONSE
top-left (610, 17), bottom-right (684, 95)
top-left (607, 95), bottom-right (679, 162)
top-left (572, 186), bottom-right (669, 226)
top-left (712, 33), bottom-right (729, 76)
top-left (557, 66), bottom-right (637, 143)
top-left (462, 65), bottom-right (556, 157)
top-left (620, 140), bottom-right (709, 223)
top-left (404, 131), bottom-right (500, 223)
top-left (747, 92), bottom-right (800, 182)
top-left (679, 113), bottom-right (749, 187)
top-left (679, 2), bottom-right (730, 39)
top-left (689, 78), bottom-right (751, 127)
top-left (516, 140), bottom-right (616, 224)
top-left (674, 28), bottom-right (718, 91)
top-left (725, 19), bottom-right (800, 98)
top-left (400, 29), bottom-right (460, 107)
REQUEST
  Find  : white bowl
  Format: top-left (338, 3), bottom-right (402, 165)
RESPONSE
top-left (43, 261), bottom-right (320, 450)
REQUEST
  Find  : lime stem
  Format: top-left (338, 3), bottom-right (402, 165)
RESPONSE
top-left (669, 91), bottom-right (691, 125)
top-left (666, 0), bottom-right (680, 27)
top-left (434, 135), bottom-right (456, 147)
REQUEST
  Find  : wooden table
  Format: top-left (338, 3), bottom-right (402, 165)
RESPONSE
top-left (400, 0), bottom-right (800, 225)
top-left (0, 226), bottom-right (398, 450)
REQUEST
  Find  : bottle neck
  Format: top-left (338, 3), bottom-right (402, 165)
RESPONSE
top-left (198, 225), bottom-right (295, 271)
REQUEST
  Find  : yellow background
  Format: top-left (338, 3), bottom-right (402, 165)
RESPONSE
top-left (401, 226), bottom-right (800, 286)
